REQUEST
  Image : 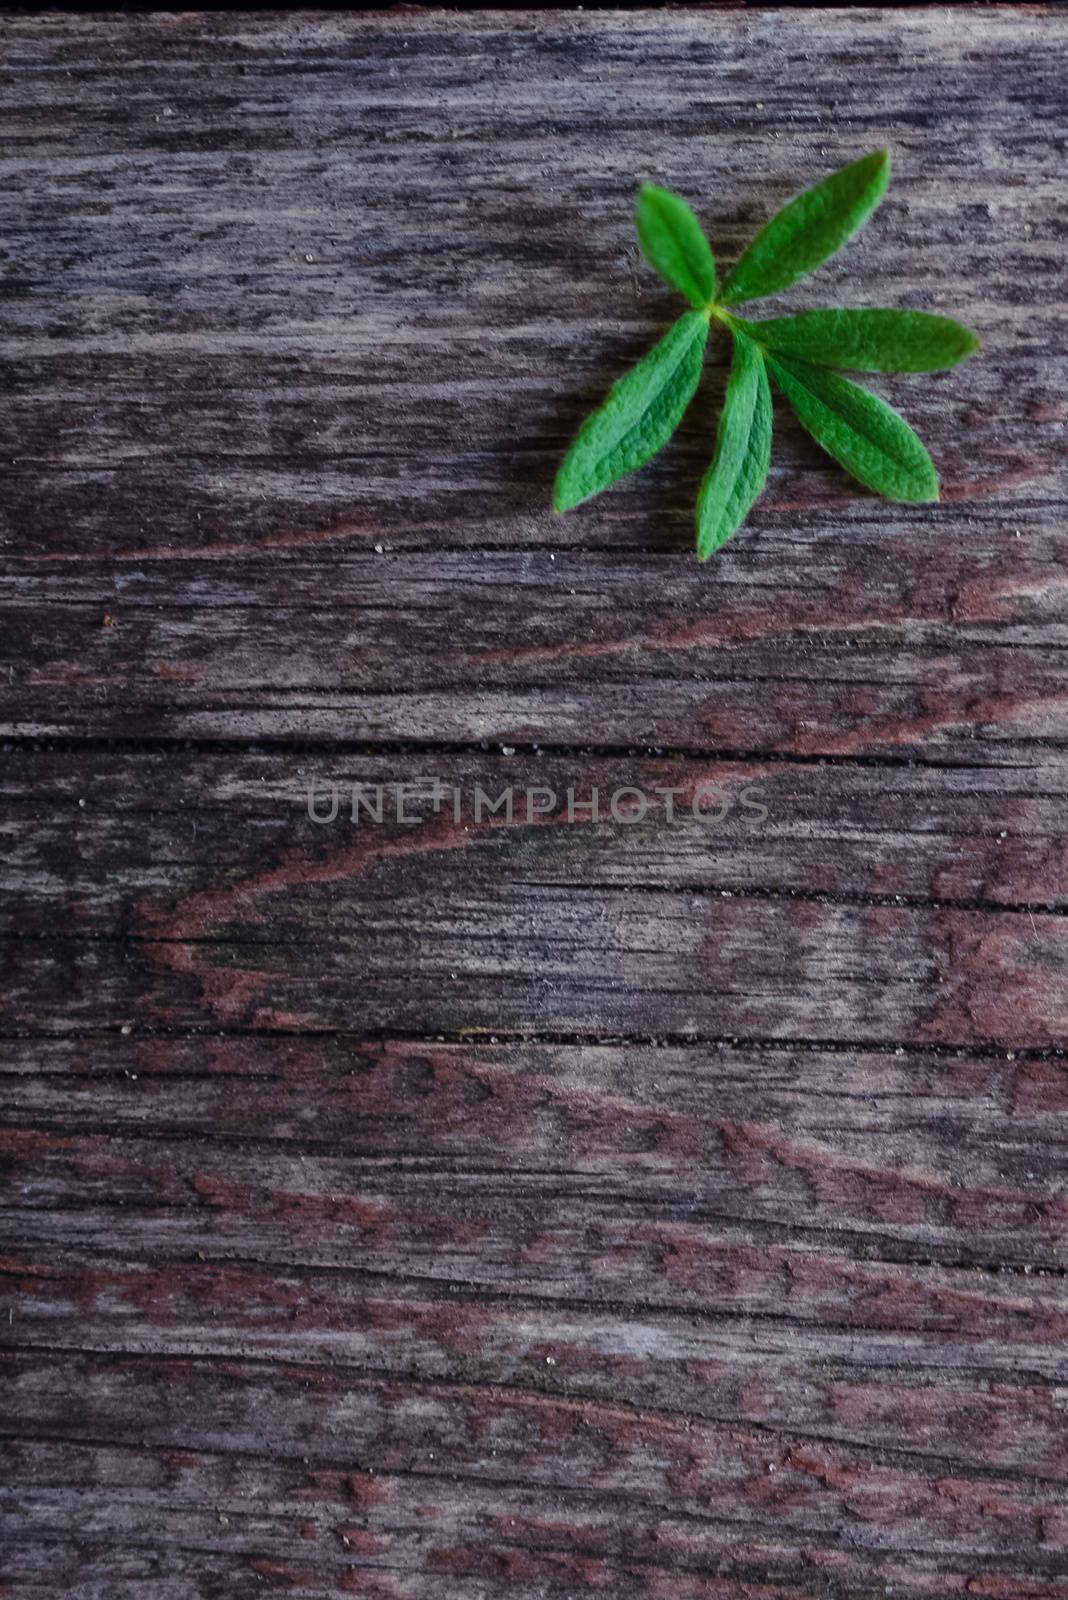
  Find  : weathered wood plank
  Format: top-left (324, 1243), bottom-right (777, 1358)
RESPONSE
top-left (4, 1438), bottom-right (1067, 1600)
top-left (15, 894), bottom-right (1066, 1042)
top-left (1, 10), bottom-right (1063, 563)
top-left (5, 747), bottom-right (1068, 924)
top-left (3, 748), bottom-right (1067, 1044)
top-left (5, 533), bottom-right (1068, 759)
top-left (6, 1338), bottom-right (1068, 1568)
top-left (4, 1344), bottom-right (1068, 1571)
top-left (4, 1034), bottom-right (1067, 1267)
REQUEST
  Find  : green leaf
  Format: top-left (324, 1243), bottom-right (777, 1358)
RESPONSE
top-left (766, 351), bottom-right (939, 503)
top-left (736, 308), bottom-right (980, 372)
top-left (554, 310), bottom-right (710, 513)
top-left (636, 183), bottom-right (717, 308)
top-left (721, 149), bottom-right (891, 306)
top-left (696, 331), bottom-right (772, 560)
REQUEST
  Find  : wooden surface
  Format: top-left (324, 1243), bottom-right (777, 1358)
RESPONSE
top-left (2, 8), bottom-right (1068, 1596)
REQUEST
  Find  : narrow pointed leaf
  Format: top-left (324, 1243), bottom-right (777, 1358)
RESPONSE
top-left (696, 331), bottom-right (772, 560)
top-left (737, 308), bottom-right (980, 372)
top-left (766, 352), bottom-right (938, 503)
top-left (721, 149), bottom-right (891, 306)
top-left (554, 311), bottom-right (709, 513)
top-left (636, 183), bottom-right (717, 308)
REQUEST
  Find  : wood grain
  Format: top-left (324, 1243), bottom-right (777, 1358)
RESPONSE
top-left (6, 535), bottom-right (1068, 760)
top-left (2, 8), bottom-right (1067, 1598)
top-left (3, 747), bottom-right (1068, 1045)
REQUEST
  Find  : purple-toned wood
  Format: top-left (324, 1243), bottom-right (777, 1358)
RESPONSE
top-left (1, 9), bottom-right (1067, 1598)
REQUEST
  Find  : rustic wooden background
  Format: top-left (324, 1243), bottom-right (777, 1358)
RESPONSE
top-left (2, 8), bottom-right (1067, 1597)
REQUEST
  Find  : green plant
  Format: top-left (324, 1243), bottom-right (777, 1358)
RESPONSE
top-left (553, 150), bottom-right (980, 559)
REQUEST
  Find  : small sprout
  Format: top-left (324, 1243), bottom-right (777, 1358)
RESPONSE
top-left (554, 150), bottom-right (980, 558)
